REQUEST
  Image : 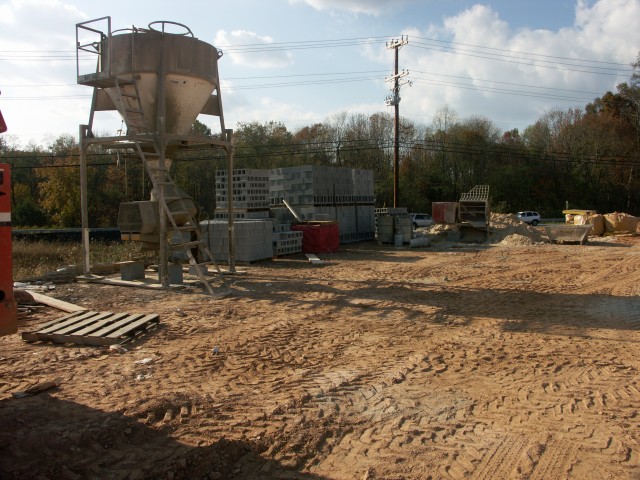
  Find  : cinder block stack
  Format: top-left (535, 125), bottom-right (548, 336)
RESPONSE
top-left (214, 169), bottom-right (270, 219)
top-left (375, 207), bottom-right (408, 216)
top-left (200, 219), bottom-right (273, 263)
top-left (208, 166), bottom-right (375, 259)
top-left (374, 207), bottom-right (410, 244)
top-left (272, 223), bottom-right (303, 256)
top-left (212, 168), bottom-right (304, 259)
top-left (268, 165), bottom-right (375, 243)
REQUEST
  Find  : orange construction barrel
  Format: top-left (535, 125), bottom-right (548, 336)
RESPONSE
top-left (0, 163), bottom-right (17, 335)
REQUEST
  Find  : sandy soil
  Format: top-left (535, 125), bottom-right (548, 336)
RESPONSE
top-left (1, 218), bottom-right (639, 480)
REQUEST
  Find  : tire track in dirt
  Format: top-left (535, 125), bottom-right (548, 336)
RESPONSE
top-left (153, 302), bottom-right (411, 431)
top-left (471, 355), bottom-right (640, 477)
top-left (528, 436), bottom-right (578, 480)
top-left (260, 347), bottom-right (485, 477)
top-left (568, 250), bottom-right (640, 296)
top-left (465, 434), bottom-right (530, 480)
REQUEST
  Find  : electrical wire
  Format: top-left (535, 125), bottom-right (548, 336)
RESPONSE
top-left (411, 70), bottom-right (604, 96)
top-left (409, 35), bottom-right (632, 67)
top-left (408, 41), bottom-right (631, 76)
top-left (410, 78), bottom-right (593, 103)
top-left (3, 138), bottom-right (639, 168)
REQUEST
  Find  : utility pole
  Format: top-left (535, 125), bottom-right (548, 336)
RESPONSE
top-left (385, 36), bottom-right (409, 208)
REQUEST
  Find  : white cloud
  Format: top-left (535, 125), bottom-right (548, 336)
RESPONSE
top-left (289, 0), bottom-right (415, 16)
top-left (572, 0), bottom-right (640, 61)
top-left (214, 30), bottom-right (293, 69)
top-left (224, 94), bottom-right (320, 130)
top-left (0, 0), bottom-right (85, 30)
top-left (396, 0), bottom-right (640, 130)
top-left (0, 0), bottom-right (90, 145)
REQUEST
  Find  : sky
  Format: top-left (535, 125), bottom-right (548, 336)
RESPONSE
top-left (0, 0), bottom-right (638, 148)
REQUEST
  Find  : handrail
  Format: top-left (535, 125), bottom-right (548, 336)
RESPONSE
top-left (148, 21), bottom-right (193, 37)
top-left (76, 16), bottom-right (111, 79)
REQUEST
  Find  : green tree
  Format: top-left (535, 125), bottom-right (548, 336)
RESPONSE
top-left (38, 160), bottom-right (80, 227)
top-left (234, 121), bottom-right (293, 169)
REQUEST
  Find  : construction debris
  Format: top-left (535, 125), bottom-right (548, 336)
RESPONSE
top-left (12, 377), bottom-right (63, 398)
top-left (20, 291), bottom-right (87, 313)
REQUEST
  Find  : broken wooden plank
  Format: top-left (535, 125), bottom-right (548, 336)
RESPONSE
top-left (78, 277), bottom-right (185, 290)
top-left (27, 291), bottom-right (87, 313)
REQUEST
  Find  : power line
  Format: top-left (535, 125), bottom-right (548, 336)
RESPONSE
top-left (4, 138), bottom-right (639, 167)
top-left (410, 35), bottom-right (633, 67)
top-left (409, 40), bottom-right (632, 76)
top-left (410, 78), bottom-right (593, 103)
top-left (225, 69), bottom-right (388, 80)
top-left (219, 36), bottom-right (389, 54)
top-left (2, 95), bottom-right (91, 101)
top-left (0, 33), bottom-right (631, 71)
top-left (227, 75), bottom-right (382, 91)
top-left (411, 70), bottom-right (603, 96)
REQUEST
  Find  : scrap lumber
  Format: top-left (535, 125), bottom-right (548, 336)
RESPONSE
top-left (26, 291), bottom-right (87, 313)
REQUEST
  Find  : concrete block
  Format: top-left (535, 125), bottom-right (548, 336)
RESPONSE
top-left (168, 263), bottom-right (183, 284)
top-left (120, 261), bottom-right (145, 281)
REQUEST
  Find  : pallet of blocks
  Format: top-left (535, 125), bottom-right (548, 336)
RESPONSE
top-left (200, 219), bottom-right (274, 263)
top-left (215, 168), bottom-right (270, 210)
top-left (269, 165), bottom-right (375, 244)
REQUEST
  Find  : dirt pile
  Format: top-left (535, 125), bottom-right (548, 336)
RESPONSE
top-left (489, 213), bottom-right (547, 245)
top-left (427, 213), bottom-right (546, 245)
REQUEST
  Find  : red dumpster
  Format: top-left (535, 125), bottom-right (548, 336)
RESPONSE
top-left (0, 164), bottom-right (17, 335)
top-left (432, 202), bottom-right (458, 224)
top-left (291, 221), bottom-right (340, 254)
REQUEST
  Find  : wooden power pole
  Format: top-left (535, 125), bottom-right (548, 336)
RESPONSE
top-left (385, 36), bottom-right (409, 208)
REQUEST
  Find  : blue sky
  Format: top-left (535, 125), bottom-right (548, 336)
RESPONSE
top-left (0, 0), bottom-right (638, 148)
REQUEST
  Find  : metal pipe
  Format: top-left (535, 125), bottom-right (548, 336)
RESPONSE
top-left (226, 129), bottom-right (235, 273)
top-left (79, 125), bottom-right (91, 277)
top-left (157, 31), bottom-right (169, 287)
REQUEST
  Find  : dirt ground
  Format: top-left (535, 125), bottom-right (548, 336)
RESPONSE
top-left (1, 217), bottom-right (640, 480)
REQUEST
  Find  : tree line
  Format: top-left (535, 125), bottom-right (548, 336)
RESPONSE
top-left (2, 59), bottom-right (639, 228)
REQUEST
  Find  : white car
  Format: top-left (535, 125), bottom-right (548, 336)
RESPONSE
top-left (516, 211), bottom-right (541, 226)
top-left (411, 213), bottom-right (433, 229)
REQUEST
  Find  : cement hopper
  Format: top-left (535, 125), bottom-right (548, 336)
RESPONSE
top-left (100, 22), bottom-right (222, 137)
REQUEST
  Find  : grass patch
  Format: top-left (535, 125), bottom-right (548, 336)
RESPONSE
top-left (12, 239), bottom-right (145, 281)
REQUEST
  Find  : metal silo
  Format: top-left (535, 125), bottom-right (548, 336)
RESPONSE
top-left (99, 22), bottom-right (221, 136)
top-left (76, 17), bottom-right (235, 295)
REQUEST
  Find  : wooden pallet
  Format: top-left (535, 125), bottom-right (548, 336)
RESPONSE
top-left (22, 310), bottom-right (160, 346)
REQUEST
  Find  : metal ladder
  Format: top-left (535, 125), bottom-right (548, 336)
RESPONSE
top-left (135, 143), bottom-right (231, 297)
